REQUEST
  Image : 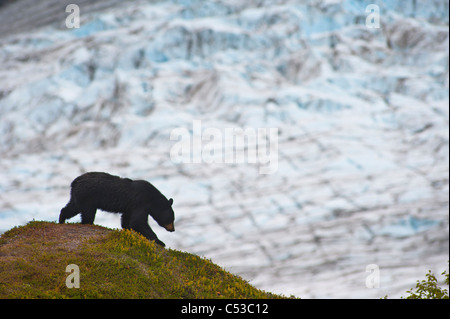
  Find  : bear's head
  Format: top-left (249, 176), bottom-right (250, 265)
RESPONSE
top-left (154, 198), bottom-right (175, 232)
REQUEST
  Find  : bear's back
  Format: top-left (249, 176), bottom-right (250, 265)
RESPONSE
top-left (72, 171), bottom-right (124, 185)
top-left (71, 172), bottom-right (134, 210)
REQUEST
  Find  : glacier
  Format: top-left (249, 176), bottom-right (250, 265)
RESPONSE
top-left (0, 0), bottom-right (448, 298)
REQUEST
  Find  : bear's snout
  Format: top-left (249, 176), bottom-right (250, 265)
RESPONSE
top-left (164, 223), bottom-right (175, 232)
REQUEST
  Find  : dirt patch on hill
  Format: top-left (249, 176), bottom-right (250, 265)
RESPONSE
top-left (0, 222), bottom-right (112, 259)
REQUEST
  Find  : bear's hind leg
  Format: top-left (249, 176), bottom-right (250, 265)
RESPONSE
top-left (80, 208), bottom-right (97, 224)
top-left (59, 200), bottom-right (80, 224)
top-left (121, 213), bottom-right (131, 229)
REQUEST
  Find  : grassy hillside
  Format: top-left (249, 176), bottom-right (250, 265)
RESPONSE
top-left (0, 221), bottom-right (283, 299)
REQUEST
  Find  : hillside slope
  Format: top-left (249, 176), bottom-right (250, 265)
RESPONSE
top-left (0, 221), bottom-right (281, 298)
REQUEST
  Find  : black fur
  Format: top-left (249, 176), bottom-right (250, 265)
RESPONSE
top-left (59, 172), bottom-right (175, 247)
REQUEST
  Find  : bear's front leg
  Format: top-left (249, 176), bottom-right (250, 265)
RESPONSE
top-left (132, 223), bottom-right (166, 247)
top-left (129, 211), bottom-right (166, 247)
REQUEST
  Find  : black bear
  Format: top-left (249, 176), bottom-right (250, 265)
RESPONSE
top-left (59, 172), bottom-right (175, 247)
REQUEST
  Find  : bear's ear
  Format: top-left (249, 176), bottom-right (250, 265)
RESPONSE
top-left (169, 198), bottom-right (173, 206)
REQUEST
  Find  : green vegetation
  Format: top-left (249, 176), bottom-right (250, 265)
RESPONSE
top-left (0, 221), bottom-right (283, 299)
top-left (402, 263), bottom-right (449, 299)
